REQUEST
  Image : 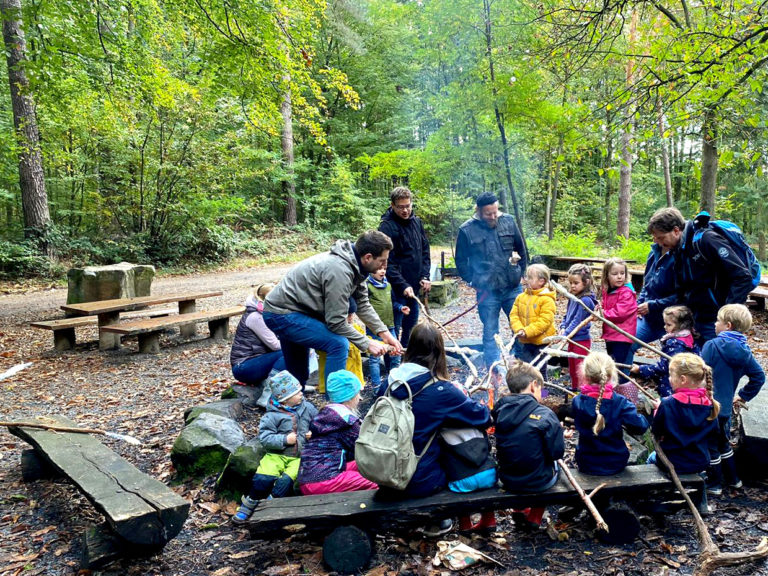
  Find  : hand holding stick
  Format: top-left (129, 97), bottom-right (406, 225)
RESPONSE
top-left (557, 459), bottom-right (609, 533)
top-left (549, 281), bottom-right (670, 361)
top-left (531, 312), bottom-right (594, 370)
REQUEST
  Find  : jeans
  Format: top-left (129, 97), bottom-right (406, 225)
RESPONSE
top-left (393, 292), bottom-right (419, 347)
top-left (368, 327), bottom-right (400, 391)
top-left (477, 284), bottom-right (523, 367)
top-left (632, 317), bottom-right (666, 352)
top-left (605, 341), bottom-right (634, 383)
top-left (232, 351), bottom-right (286, 386)
top-left (263, 311), bottom-right (349, 388)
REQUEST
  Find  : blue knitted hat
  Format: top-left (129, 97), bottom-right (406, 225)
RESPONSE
top-left (326, 370), bottom-right (362, 404)
top-left (270, 370), bottom-right (302, 403)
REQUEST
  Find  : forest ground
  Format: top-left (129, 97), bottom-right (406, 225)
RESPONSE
top-left (2, 261), bottom-right (768, 576)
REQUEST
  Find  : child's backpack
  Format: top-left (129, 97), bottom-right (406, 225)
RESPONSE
top-left (355, 378), bottom-right (437, 490)
top-left (688, 212), bottom-right (761, 289)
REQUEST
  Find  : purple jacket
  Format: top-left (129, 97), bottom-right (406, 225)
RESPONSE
top-left (297, 404), bottom-right (361, 485)
top-left (560, 293), bottom-right (597, 341)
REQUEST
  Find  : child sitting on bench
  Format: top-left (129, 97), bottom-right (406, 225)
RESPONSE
top-left (572, 352), bottom-right (648, 475)
top-left (493, 362), bottom-right (564, 529)
top-left (233, 371), bottom-right (318, 523)
top-left (297, 370), bottom-right (378, 494)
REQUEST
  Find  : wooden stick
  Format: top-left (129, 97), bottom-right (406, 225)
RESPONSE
top-left (541, 347), bottom-right (633, 369)
top-left (557, 459), bottom-right (609, 533)
top-left (416, 298), bottom-right (478, 377)
top-left (549, 280), bottom-right (671, 360)
top-left (531, 312), bottom-right (594, 370)
top-left (651, 437), bottom-right (768, 576)
top-left (0, 420), bottom-right (142, 445)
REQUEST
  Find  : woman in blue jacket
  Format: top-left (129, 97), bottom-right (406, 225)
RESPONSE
top-left (635, 239), bottom-right (678, 347)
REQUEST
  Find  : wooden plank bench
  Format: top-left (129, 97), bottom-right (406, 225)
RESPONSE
top-left (749, 285), bottom-right (768, 310)
top-left (100, 305), bottom-right (245, 353)
top-left (246, 464), bottom-right (704, 573)
top-left (9, 415), bottom-right (190, 569)
top-left (31, 308), bottom-right (176, 351)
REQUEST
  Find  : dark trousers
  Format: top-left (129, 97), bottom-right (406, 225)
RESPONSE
top-left (605, 341), bottom-right (633, 383)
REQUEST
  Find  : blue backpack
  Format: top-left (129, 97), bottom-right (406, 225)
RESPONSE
top-left (689, 212), bottom-right (761, 289)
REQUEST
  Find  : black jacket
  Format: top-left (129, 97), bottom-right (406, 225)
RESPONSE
top-left (455, 213), bottom-right (527, 292)
top-left (493, 394), bottom-right (564, 492)
top-left (677, 216), bottom-right (753, 323)
top-left (378, 208), bottom-right (431, 297)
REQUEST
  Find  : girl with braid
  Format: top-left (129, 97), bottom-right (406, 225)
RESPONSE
top-left (571, 352), bottom-right (649, 475)
top-left (651, 353), bottom-right (719, 478)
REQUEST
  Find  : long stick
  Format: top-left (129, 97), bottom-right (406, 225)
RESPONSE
top-left (1, 420), bottom-right (142, 445)
top-left (541, 347), bottom-right (633, 369)
top-left (549, 281), bottom-right (671, 361)
top-left (557, 459), bottom-right (609, 533)
top-left (416, 298), bottom-right (478, 378)
top-left (531, 311), bottom-right (595, 369)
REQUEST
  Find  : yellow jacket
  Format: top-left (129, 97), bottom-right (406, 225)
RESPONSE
top-left (317, 322), bottom-right (366, 393)
top-left (510, 286), bottom-right (556, 345)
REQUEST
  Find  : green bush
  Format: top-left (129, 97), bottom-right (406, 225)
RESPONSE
top-left (614, 236), bottom-right (651, 265)
top-left (527, 230), bottom-right (600, 258)
top-left (0, 240), bottom-right (51, 278)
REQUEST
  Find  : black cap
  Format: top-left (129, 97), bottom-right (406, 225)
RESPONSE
top-left (476, 192), bottom-right (498, 208)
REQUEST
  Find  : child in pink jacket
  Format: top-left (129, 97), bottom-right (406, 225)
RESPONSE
top-left (600, 257), bottom-right (637, 385)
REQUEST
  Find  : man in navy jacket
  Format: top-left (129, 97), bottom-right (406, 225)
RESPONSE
top-left (378, 186), bottom-right (431, 347)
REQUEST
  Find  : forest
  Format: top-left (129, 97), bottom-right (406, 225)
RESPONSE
top-left (2, 0), bottom-right (768, 277)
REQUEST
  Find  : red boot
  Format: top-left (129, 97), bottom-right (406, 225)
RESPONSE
top-left (479, 510), bottom-right (497, 532)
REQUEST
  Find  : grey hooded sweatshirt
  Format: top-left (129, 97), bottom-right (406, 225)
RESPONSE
top-left (263, 240), bottom-right (388, 351)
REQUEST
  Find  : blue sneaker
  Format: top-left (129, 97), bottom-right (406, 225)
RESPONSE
top-left (232, 496), bottom-right (259, 524)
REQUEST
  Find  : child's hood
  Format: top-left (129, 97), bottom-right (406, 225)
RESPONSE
top-left (309, 404), bottom-right (358, 435)
top-left (493, 394), bottom-right (541, 426)
top-left (245, 293), bottom-right (262, 311)
top-left (527, 286), bottom-right (556, 302)
top-left (711, 332), bottom-right (752, 368)
top-left (387, 363), bottom-right (434, 397)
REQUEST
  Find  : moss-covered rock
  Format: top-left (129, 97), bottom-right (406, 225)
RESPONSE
top-left (216, 438), bottom-right (266, 498)
top-left (184, 399), bottom-right (243, 425)
top-left (171, 413), bottom-right (244, 478)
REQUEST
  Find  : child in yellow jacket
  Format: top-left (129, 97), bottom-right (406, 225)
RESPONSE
top-left (510, 263), bottom-right (556, 379)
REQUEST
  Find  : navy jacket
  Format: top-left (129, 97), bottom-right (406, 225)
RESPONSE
top-left (677, 217), bottom-right (753, 324)
top-left (387, 364), bottom-right (491, 497)
top-left (572, 386), bottom-right (649, 475)
top-left (652, 394), bottom-right (717, 474)
top-left (455, 213), bottom-right (527, 292)
top-left (637, 335), bottom-right (700, 398)
top-left (493, 394), bottom-right (564, 492)
top-left (560, 293), bottom-right (597, 341)
top-left (702, 332), bottom-right (765, 418)
top-left (378, 208), bottom-right (431, 298)
top-left (637, 244), bottom-right (678, 330)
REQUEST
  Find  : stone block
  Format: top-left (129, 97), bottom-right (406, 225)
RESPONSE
top-left (216, 438), bottom-right (266, 497)
top-left (67, 262), bottom-right (155, 305)
top-left (736, 376), bottom-right (768, 480)
top-left (171, 413), bottom-right (244, 478)
top-left (427, 280), bottom-right (459, 306)
top-left (184, 399), bottom-right (244, 425)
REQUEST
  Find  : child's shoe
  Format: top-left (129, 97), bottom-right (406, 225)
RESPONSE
top-left (458, 514), bottom-right (481, 533)
top-left (728, 479), bottom-right (743, 489)
top-left (478, 510), bottom-right (497, 533)
top-left (232, 496), bottom-right (259, 524)
top-left (421, 518), bottom-right (454, 537)
top-left (707, 485), bottom-right (723, 497)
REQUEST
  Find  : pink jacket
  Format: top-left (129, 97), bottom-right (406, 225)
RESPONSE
top-left (601, 285), bottom-right (637, 343)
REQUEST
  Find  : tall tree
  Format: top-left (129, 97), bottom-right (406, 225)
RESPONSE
top-left (1, 0), bottom-right (50, 253)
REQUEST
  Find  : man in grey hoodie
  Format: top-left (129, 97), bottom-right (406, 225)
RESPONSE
top-left (263, 230), bottom-right (403, 390)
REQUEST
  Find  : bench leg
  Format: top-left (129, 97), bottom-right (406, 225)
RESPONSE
top-left (209, 318), bottom-right (228, 340)
top-left (138, 333), bottom-right (161, 354)
top-left (53, 328), bottom-right (76, 351)
top-left (178, 300), bottom-right (197, 338)
top-left (322, 525), bottom-right (373, 573)
top-left (98, 312), bottom-right (121, 350)
top-left (21, 449), bottom-right (59, 482)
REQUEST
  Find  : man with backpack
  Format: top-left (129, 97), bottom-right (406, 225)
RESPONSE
top-left (647, 207), bottom-right (757, 344)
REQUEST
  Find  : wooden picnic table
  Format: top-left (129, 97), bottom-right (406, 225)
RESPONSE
top-left (60, 291), bottom-right (223, 350)
top-left (554, 255), bottom-right (637, 265)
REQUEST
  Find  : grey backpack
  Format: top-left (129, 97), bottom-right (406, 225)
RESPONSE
top-left (355, 378), bottom-right (437, 490)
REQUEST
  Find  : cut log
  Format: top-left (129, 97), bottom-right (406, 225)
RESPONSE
top-left (9, 415), bottom-right (190, 548)
top-left (322, 525), bottom-right (373, 574)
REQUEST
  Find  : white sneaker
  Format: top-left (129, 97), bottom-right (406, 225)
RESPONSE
top-left (421, 519), bottom-right (453, 537)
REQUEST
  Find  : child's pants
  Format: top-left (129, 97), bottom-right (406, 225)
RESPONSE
top-left (567, 339), bottom-right (591, 390)
top-left (518, 343), bottom-right (547, 381)
top-left (707, 415), bottom-right (741, 487)
top-left (247, 453), bottom-right (300, 500)
top-left (299, 461), bottom-right (378, 495)
top-left (605, 341), bottom-right (633, 383)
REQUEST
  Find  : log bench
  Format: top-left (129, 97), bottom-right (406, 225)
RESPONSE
top-left (30, 308), bottom-right (176, 351)
top-left (100, 305), bottom-right (244, 353)
top-left (9, 415), bottom-right (190, 569)
top-left (246, 464), bottom-right (704, 573)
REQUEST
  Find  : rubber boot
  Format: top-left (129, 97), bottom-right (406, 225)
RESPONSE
top-left (458, 514), bottom-right (480, 533)
top-left (479, 510), bottom-right (497, 532)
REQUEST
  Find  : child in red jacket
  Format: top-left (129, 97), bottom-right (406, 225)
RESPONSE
top-left (600, 257), bottom-right (637, 384)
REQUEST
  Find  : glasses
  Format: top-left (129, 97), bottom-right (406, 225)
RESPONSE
top-left (394, 203), bottom-right (412, 211)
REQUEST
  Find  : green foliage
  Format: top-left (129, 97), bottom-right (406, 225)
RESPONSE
top-left (0, 240), bottom-right (52, 278)
top-left (614, 236), bottom-right (651, 265)
top-left (527, 231), bottom-right (600, 258)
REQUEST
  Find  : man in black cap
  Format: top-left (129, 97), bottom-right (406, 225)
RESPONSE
top-left (455, 192), bottom-right (527, 367)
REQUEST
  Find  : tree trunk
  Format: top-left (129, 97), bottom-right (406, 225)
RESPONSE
top-left (657, 98), bottom-right (673, 207)
top-left (549, 134), bottom-right (564, 239)
top-left (1, 0), bottom-right (51, 253)
top-left (700, 110), bottom-right (718, 215)
top-left (483, 0), bottom-right (526, 251)
top-left (758, 198), bottom-right (766, 262)
top-left (616, 10), bottom-right (637, 239)
top-left (281, 79), bottom-right (297, 226)
top-left (604, 110), bottom-right (614, 231)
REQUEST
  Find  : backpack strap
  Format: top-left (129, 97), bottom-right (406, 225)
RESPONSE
top-left (413, 377), bottom-right (439, 459)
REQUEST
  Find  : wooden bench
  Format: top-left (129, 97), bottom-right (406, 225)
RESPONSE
top-left (100, 305), bottom-right (245, 353)
top-left (749, 284), bottom-right (768, 310)
top-left (246, 464), bottom-right (704, 573)
top-left (31, 308), bottom-right (176, 351)
top-left (9, 415), bottom-right (190, 569)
